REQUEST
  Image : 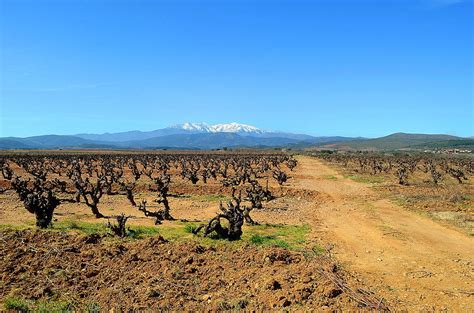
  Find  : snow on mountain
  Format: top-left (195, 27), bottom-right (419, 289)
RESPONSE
top-left (168, 122), bottom-right (264, 134)
top-left (74, 122), bottom-right (317, 144)
top-left (209, 122), bottom-right (263, 134)
top-left (4, 122), bottom-right (376, 150)
top-left (168, 122), bottom-right (210, 131)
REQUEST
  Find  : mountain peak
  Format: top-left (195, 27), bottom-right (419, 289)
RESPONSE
top-left (168, 122), bottom-right (263, 134)
top-left (209, 122), bottom-right (263, 134)
top-left (169, 122), bottom-right (210, 131)
top-left (56, 122), bottom-right (320, 147)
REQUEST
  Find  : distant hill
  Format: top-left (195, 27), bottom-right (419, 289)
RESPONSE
top-left (408, 139), bottom-right (474, 150)
top-left (0, 133), bottom-right (310, 150)
top-left (113, 133), bottom-right (303, 149)
top-left (316, 133), bottom-right (468, 151)
top-left (1, 128), bottom-right (469, 151)
top-left (0, 138), bottom-right (36, 150)
top-left (0, 122), bottom-right (360, 150)
top-left (76, 122), bottom-right (316, 142)
top-left (0, 135), bottom-right (101, 150)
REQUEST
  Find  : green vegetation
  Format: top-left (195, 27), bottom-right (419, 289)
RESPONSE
top-left (409, 139), bottom-right (474, 150)
top-left (0, 223), bottom-right (29, 231)
top-left (3, 296), bottom-right (75, 313)
top-left (55, 220), bottom-right (108, 235)
top-left (311, 245), bottom-right (326, 255)
top-left (83, 302), bottom-right (101, 313)
top-left (249, 234), bottom-right (290, 249)
top-left (344, 174), bottom-right (385, 184)
top-left (0, 220), bottom-right (311, 250)
top-left (147, 222), bottom-right (311, 250)
top-left (14, 220), bottom-right (160, 239)
top-left (4, 297), bottom-right (30, 312)
top-left (183, 223), bottom-right (199, 234)
top-left (322, 133), bottom-right (467, 151)
top-left (249, 234), bottom-right (271, 244)
top-left (246, 224), bottom-right (310, 250)
top-left (127, 225), bottom-right (160, 239)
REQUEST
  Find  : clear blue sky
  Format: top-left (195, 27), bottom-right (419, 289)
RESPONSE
top-left (1, 0), bottom-right (472, 138)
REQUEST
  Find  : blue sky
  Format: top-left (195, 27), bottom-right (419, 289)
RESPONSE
top-left (0, 0), bottom-right (472, 138)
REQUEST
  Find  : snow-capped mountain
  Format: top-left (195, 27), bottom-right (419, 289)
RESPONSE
top-left (168, 122), bottom-right (264, 135)
top-left (169, 122), bottom-right (210, 132)
top-left (2, 122), bottom-right (366, 149)
top-left (209, 123), bottom-right (263, 134)
top-left (75, 122), bottom-right (314, 143)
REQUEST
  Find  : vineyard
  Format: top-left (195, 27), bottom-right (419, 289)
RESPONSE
top-left (314, 152), bottom-right (473, 186)
top-left (0, 152), bottom-right (297, 234)
top-left (1, 151), bottom-right (473, 311)
top-left (313, 152), bottom-right (474, 233)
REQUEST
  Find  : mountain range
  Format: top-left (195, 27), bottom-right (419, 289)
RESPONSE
top-left (75, 123), bottom-right (317, 142)
top-left (0, 123), bottom-right (357, 150)
top-left (316, 133), bottom-right (474, 151)
top-left (0, 122), bottom-right (472, 151)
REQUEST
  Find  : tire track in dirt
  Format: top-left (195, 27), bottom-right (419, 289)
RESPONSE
top-left (292, 156), bottom-right (474, 311)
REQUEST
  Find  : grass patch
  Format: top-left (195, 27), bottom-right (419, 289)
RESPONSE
top-left (345, 174), bottom-right (385, 184)
top-left (0, 220), bottom-right (311, 251)
top-left (0, 224), bottom-right (29, 231)
top-left (244, 224), bottom-right (310, 250)
top-left (55, 220), bottom-right (108, 235)
top-left (249, 234), bottom-right (275, 244)
top-left (37, 299), bottom-right (74, 312)
top-left (3, 296), bottom-right (75, 313)
top-left (155, 223), bottom-right (194, 240)
top-left (127, 225), bottom-right (160, 239)
top-left (323, 175), bottom-right (338, 180)
top-left (4, 296), bottom-right (30, 312)
top-left (311, 245), bottom-right (326, 255)
top-left (146, 222), bottom-right (311, 251)
top-left (183, 223), bottom-right (199, 234)
top-left (52, 220), bottom-right (159, 239)
top-left (273, 239), bottom-right (291, 249)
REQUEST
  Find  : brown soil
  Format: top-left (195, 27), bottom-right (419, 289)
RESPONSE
top-left (0, 230), bottom-right (383, 311)
top-left (294, 157), bottom-right (474, 311)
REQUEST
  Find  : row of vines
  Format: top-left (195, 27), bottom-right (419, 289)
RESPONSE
top-left (313, 152), bottom-right (473, 186)
top-left (0, 153), bottom-right (297, 240)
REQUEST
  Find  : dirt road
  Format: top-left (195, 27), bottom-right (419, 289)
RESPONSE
top-left (291, 156), bottom-right (474, 310)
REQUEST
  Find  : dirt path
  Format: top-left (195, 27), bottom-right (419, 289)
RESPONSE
top-left (292, 156), bottom-right (474, 311)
